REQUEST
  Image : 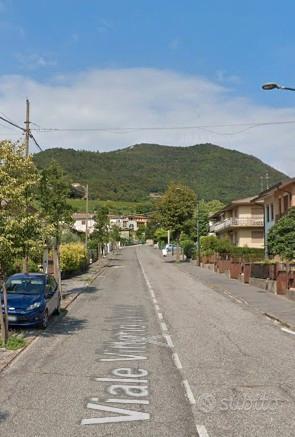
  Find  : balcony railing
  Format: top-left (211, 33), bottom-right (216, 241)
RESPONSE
top-left (210, 217), bottom-right (264, 233)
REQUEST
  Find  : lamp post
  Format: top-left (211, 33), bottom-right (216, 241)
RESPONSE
top-left (262, 82), bottom-right (295, 92)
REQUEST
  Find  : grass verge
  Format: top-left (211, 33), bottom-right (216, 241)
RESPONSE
top-left (0, 334), bottom-right (26, 350)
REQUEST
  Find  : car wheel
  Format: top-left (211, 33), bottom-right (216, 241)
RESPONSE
top-left (54, 300), bottom-right (61, 315)
top-left (41, 310), bottom-right (49, 329)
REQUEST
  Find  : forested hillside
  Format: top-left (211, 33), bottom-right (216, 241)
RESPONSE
top-left (33, 143), bottom-right (287, 202)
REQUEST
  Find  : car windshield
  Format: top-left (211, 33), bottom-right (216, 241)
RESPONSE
top-left (4, 278), bottom-right (44, 294)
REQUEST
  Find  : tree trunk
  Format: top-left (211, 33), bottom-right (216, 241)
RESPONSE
top-left (53, 246), bottom-right (62, 299)
top-left (0, 277), bottom-right (9, 345)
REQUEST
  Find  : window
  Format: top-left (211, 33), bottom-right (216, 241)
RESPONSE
top-left (283, 195), bottom-right (289, 212)
top-left (252, 230), bottom-right (263, 240)
top-left (266, 205), bottom-right (270, 222)
top-left (81, 220), bottom-right (85, 225)
top-left (270, 203), bottom-right (274, 221)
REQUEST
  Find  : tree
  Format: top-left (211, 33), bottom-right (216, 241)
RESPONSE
top-left (91, 207), bottom-right (110, 256)
top-left (0, 141), bottom-right (41, 342)
top-left (136, 224), bottom-right (146, 242)
top-left (158, 183), bottom-right (196, 241)
top-left (38, 161), bottom-right (73, 291)
top-left (197, 199), bottom-right (225, 238)
top-left (109, 225), bottom-right (121, 250)
top-left (268, 208), bottom-right (295, 260)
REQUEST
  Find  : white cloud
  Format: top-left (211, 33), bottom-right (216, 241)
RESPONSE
top-left (0, 68), bottom-right (294, 175)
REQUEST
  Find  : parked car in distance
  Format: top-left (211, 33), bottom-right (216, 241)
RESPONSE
top-left (165, 243), bottom-right (178, 253)
top-left (1, 273), bottom-right (61, 329)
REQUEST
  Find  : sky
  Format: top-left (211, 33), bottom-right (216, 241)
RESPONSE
top-left (0, 0), bottom-right (295, 175)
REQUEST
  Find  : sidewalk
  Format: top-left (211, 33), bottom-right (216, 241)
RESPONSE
top-left (0, 257), bottom-right (107, 372)
top-left (159, 249), bottom-right (295, 330)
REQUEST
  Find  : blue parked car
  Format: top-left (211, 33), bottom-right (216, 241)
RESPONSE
top-left (1, 273), bottom-right (61, 329)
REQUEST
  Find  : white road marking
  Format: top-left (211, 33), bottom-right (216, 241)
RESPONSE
top-left (155, 304), bottom-right (160, 311)
top-left (95, 377), bottom-right (148, 383)
top-left (172, 353), bottom-right (183, 369)
top-left (106, 398), bottom-right (149, 404)
top-left (196, 424), bottom-right (210, 437)
top-left (281, 327), bottom-right (295, 335)
top-left (182, 380), bottom-right (196, 405)
top-left (81, 403), bottom-right (150, 425)
top-left (164, 334), bottom-right (174, 348)
top-left (152, 298), bottom-right (158, 305)
top-left (160, 322), bottom-right (168, 332)
top-left (157, 312), bottom-right (163, 321)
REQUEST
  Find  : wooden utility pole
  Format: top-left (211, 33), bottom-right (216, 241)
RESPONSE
top-left (24, 99), bottom-right (30, 157)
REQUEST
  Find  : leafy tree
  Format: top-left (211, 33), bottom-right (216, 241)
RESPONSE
top-left (158, 183), bottom-right (196, 241)
top-left (91, 207), bottom-right (110, 256)
top-left (136, 224), bottom-right (146, 241)
top-left (197, 199), bottom-right (225, 237)
top-left (0, 141), bottom-right (42, 342)
top-left (109, 225), bottom-right (121, 249)
top-left (38, 160), bottom-right (73, 292)
top-left (38, 160), bottom-right (73, 246)
top-left (268, 208), bottom-right (295, 260)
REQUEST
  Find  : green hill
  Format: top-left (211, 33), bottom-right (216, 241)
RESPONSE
top-left (33, 143), bottom-right (287, 203)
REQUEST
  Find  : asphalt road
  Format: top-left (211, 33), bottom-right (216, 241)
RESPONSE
top-left (1, 246), bottom-right (295, 437)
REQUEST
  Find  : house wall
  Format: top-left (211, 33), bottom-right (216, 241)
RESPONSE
top-left (73, 219), bottom-right (96, 234)
top-left (236, 228), bottom-right (264, 249)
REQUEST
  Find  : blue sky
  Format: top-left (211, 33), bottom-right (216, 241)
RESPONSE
top-left (0, 0), bottom-right (295, 174)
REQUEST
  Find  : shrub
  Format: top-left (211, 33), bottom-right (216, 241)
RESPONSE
top-left (60, 243), bottom-right (87, 274)
top-left (180, 239), bottom-right (196, 259)
top-left (268, 207), bottom-right (295, 261)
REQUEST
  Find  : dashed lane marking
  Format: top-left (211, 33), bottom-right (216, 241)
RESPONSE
top-left (281, 327), bottom-right (295, 336)
top-left (182, 380), bottom-right (196, 405)
top-left (160, 322), bottom-right (168, 332)
top-left (164, 334), bottom-right (174, 348)
top-left (172, 353), bottom-right (183, 369)
top-left (196, 424), bottom-right (210, 437)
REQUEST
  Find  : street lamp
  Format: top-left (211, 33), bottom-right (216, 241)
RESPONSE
top-left (262, 82), bottom-right (295, 92)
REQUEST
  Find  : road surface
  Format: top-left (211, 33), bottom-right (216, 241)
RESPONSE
top-left (0, 246), bottom-right (295, 437)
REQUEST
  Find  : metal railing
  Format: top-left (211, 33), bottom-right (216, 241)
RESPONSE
top-left (210, 217), bottom-right (264, 233)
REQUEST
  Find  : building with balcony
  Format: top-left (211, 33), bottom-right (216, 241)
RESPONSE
top-left (252, 178), bottom-right (295, 254)
top-left (209, 197), bottom-right (264, 249)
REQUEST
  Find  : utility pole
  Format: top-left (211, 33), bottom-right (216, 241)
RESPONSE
top-left (24, 99), bottom-right (30, 157)
top-left (85, 184), bottom-right (89, 257)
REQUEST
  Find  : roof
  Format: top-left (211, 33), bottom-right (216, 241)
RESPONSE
top-left (209, 196), bottom-right (261, 219)
top-left (73, 212), bottom-right (95, 220)
top-left (252, 178), bottom-right (295, 202)
top-left (9, 273), bottom-right (46, 278)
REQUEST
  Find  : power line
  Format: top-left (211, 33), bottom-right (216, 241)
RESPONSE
top-left (29, 133), bottom-right (43, 152)
top-left (0, 115), bottom-right (25, 132)
top-left (30, 118), bottom-right (295, 134)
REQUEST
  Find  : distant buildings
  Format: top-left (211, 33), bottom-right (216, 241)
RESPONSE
top-left (72, 212), bottom-right (96, 234)
top-left (72, 212), bottom-right (149, 239)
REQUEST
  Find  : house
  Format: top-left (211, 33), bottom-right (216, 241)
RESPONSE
top-left (252, 178), bottom-right (295, 254)
top-left (209, 197), bottom-right (264, 249)
top-left (109, 215), bottom-right (149, 232)
top-left (72, 212), bottom-right (96, 234)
